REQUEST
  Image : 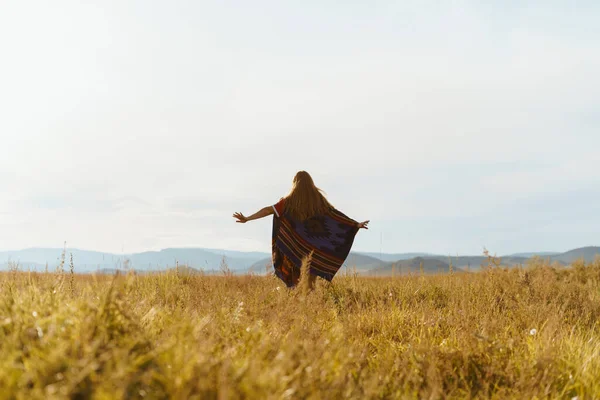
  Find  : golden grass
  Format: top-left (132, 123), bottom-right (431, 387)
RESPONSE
top-left (1, 258), bottom-right (599, 399)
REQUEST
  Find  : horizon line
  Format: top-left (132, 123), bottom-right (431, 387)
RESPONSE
top-left (1, 245), bottom-right (597, 258)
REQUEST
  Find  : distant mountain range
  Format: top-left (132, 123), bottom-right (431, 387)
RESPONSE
top-left (0, 247), bottom-right (267, 273)
top-left (0, 246), bottom-right (598, 275)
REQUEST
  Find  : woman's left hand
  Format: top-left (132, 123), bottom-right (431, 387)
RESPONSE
top-left (357, 220), bottom-right (370, 229)
top-left (233, 212), bottom-right (248, 223)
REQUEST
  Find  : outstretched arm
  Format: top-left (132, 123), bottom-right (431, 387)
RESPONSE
top-left (233, 206), bottom-right (274, 223)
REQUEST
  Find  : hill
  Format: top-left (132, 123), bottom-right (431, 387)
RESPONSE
top-left (343, 253), bottom-right (389, 271)
top-left (357, 252), bottom-right (434, 261)
top-left (550, 246), bottom-right (600, 264)
top-left (247, 252), bottom-right (389, 275)
top-left (127, 248), bottom-right (268, 271)
top-left (369, 256), bottom-right (450, 275)
top-left (505, 251), bottom-right (560, 258)
top-left (0, 248), bottom-right (269, 273)
top-left (2, 246), bottom-right (599, 275)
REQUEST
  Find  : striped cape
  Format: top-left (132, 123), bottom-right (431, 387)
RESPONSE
top-left (272, 207), bottom-right (359, 287)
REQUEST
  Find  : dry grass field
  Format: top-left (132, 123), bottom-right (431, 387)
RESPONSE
top-left (1, 257), bottom-right (599, 399)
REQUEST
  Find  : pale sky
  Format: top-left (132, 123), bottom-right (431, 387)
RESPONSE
top-left (1, 1), bottom-right (599, 255)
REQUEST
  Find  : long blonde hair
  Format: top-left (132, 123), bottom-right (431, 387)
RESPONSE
top-left (284, 171), bottom-right (333, 220)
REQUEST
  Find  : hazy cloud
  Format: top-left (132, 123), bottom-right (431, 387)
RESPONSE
top-left (1, 1), bottom-right (598, 254)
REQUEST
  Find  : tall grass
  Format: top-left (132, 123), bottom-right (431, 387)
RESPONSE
top-left (0, 258), bottom-right (599, 398)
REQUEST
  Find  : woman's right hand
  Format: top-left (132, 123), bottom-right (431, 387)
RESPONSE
top-left (357, 220), bottom-right (370, 229)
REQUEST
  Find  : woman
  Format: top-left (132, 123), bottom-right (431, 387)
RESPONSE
top-left (233, 171), bottom-right (369, 288)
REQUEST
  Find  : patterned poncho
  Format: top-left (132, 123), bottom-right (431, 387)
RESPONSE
top-left (271, 199), bottom-right (359, 287)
